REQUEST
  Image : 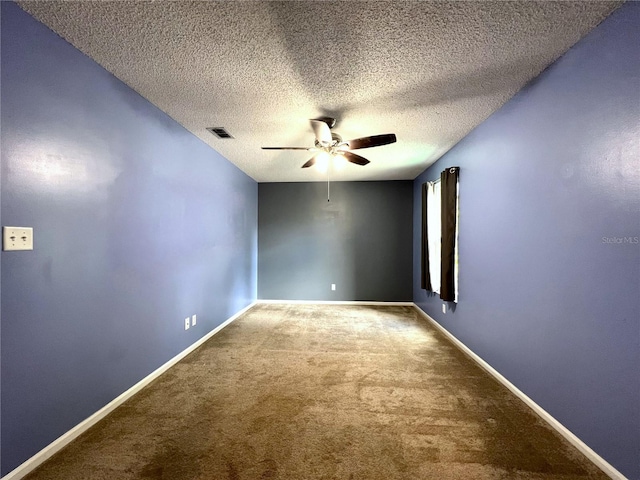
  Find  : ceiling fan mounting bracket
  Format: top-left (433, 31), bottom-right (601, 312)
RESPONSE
top-left (315, 116), bottom-right (336, 129)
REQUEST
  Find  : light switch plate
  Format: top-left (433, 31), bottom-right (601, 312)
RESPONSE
top-left (192, 314), bottom-right (197, 326)
top-left (3, 226), bottom-right (33, 251)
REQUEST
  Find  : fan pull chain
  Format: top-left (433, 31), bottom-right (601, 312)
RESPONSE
top-left (327, 161), bottom-right (331, 202)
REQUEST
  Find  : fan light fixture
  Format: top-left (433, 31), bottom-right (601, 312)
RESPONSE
top-left (315, 153), bottom-right (347, 172)
top-left (315, 152), bottom-right (330, 172)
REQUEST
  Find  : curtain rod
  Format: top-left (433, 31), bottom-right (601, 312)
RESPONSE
top-left (428, 167), bottom-right (459, 184)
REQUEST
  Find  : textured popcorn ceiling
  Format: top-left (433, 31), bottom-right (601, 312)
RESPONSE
top-left (18, 1), bottom-right (621, 182)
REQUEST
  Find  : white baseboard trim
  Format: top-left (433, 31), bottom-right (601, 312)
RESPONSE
top-left (257, 299), bottom-right (414, 306)
top-left (412, 304), bottom-right (627, 480)
top-left (1, 301), bottom-right (257, 480)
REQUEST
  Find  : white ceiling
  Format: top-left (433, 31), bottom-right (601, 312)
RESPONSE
top-left (18, 1), bottom-right (621, 182)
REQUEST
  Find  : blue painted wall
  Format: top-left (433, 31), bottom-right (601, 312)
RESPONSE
top-left (413, 4), bottom-right (639, 478)
top-left (0, 3), bottom-right (257, 474)
top-left (259, 181), bottom-right (413, 301)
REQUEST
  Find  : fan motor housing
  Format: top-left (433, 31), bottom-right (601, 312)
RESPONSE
top-left (315, 132), bottom-right (343, 148)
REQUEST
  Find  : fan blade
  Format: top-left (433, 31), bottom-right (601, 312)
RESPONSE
top-left (301, 154), bottom-right (320, 168)
top-left (342, 151), bottom-right (370, 166)
top-left (262, 147), bottom-right (312, 150)
top-left (347, 133), bottom-right (396, 150)
top-left (310, 119), bottom-right (332, 144)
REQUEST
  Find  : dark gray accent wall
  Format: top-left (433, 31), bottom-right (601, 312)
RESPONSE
top-left (413, 4), bottom-right (639, 478)
top-left (259, 181), bottom-right (412, 301)
top-left (1, 3), bottom-right (257, 474)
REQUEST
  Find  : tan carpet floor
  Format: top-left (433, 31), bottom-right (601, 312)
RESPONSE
top-left (24, 304), bottom-right (609, 480)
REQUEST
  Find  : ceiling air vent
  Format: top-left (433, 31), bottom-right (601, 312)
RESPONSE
top-left (206, 127), bottom-right (234, 139)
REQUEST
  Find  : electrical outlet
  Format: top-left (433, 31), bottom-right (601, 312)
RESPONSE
top-left (192, 314), bottom-right (197, 326)
top-left (331, 284), bottom-right (336, 291)
top-left (184, 317), bottom-right (190, 330)
top-left (442, 304), bottom-right (447, 314)
top-left (3, 226), bottom-right (33, 251)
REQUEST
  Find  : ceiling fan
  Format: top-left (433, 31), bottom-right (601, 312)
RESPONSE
top-left (262, 117), bottom-right (397, 168)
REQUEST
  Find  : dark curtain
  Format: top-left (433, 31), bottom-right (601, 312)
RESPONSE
top-left (420, 183), bottom-right (431, 291)
top-left (440, 167), bottom-right (459, 301)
